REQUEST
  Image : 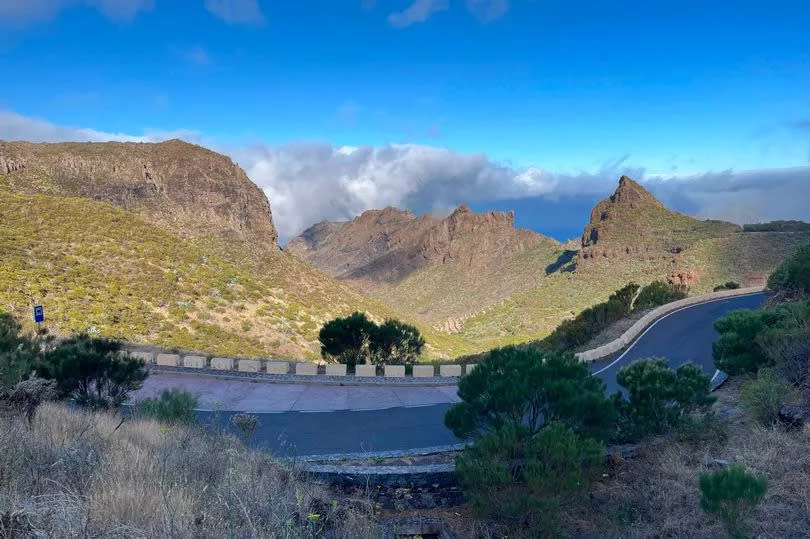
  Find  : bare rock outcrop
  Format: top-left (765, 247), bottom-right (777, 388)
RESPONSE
top-left (420, 205), bottom-right (545, 267)
top-left (0, 139), bottom-right (278, 249)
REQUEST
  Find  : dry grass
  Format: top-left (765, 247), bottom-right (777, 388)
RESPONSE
top-left (395, 378), bottom-right (810, 538)
top-left (567, 378), bottom-right (810, 538)
top-left (0, 403), bottom-right (379, 538)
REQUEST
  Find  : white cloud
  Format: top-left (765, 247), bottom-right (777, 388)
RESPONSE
top-left (204, 0), bottom-right (265, 25)
top-left (0, 110), bottom-right (201, 144)
top-left (0, 0), bottom-right (152, 27)
top-left (388, 0), bottom-right (448, 28)
top-left (464, 0), bottom-right (509, 22)
top-left (2, 111), bottom-right (808, 244)
top-left (232, 142), bottom-right (641, 242)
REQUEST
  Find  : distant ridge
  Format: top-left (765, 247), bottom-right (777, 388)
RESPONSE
top-left (287, 176), bottom-right (810, 351)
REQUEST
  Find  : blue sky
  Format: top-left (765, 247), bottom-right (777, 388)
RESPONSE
top-left (1, 0), bottom-right (809, 241)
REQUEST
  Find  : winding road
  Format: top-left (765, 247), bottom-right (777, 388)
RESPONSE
top-left (134, 292), bottom-right (766, 456)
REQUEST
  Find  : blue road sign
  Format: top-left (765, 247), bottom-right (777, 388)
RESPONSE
top-left (33, 305), bottom-right (44, 324)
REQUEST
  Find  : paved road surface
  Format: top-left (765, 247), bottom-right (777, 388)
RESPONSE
top-left (135, 293), bottom-right (766, 456)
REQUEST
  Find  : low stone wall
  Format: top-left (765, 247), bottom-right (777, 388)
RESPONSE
top-left (126, 287), bottom-right (763, 381)
top-left (575, 286), bottom-right (765, 362)
top-left (127, 347), bottom-right (472, 382)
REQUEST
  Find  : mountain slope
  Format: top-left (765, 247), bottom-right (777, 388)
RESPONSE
top-left (0, 140), bottom-right (471, 359)
top-left (288, 204), bottom-right (562, 327)
top-left (0, 139), bottom-right (278, 249)
top-left (290, 176), bottom-right (810, 352)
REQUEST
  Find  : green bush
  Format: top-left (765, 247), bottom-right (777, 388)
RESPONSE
top-left (369, 319), bottom-right (425, 365)
top-left (756, 301), bottom-right (810, 386)
top-left (318, 312), bottom-right (377, 367)
top-left (714, 281), bottom-right (741, 292)
top-left (699, 465), bottom-right (767, 538)
top-left (445, 346), bottom-right (615, 441)
top-left (615, 358), bottom-right (715, 439)
top-left (713, 310), bottom-right (775, 375)
top-left (634, 280), bottom-right (688, 310)
top-left (136, 388), bottom-right (198, 425)
top-left (0, 312), bottom-right (50, 390)
top-left (542, 283), bottom-right (639, 350)
top-left (768, 244), bottom-right (810, 296)
top-left (740, 368), bottom-right (798, 425)
top-left (35, 334), bottom-right (148, 409)
top-left (318, 313), bottom-right (425, 366)
top-left (455, 421), bottom-right (603, 537)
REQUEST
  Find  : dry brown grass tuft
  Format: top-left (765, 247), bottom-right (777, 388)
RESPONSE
top-left (0, 403), bottom-right (379, 538)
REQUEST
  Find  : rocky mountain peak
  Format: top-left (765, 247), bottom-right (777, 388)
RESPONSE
top-left (610, 175), bottom-right (663, 208)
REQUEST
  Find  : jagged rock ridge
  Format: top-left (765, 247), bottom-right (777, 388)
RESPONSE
top-left (287, 204), bottom-right (556, 284)
top-left (0, 139), bottom-right (278, 249)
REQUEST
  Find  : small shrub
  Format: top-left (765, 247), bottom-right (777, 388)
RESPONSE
top-left (767, 244), bottom-right (810, 296)
top-left (740, 368), bottom-right (798, 425)
top-left (369, 319), bottom-right (425, 365)
top-left (615, 358), bottom-right (715, 440)
top-left (699, 465), bottom-right (767, 538)
top-left (634, 280), bottom-right (688, 310)
top-left (714, 281), bottom-right (741, 292)
top-left (35, 334), bottom-right (148, 409)
top-left (542, 283), bottom-right (639, 350)
top-left (0, 312), bottom-right (50, 389)
top-left (445, 346), bottom-right (615, 441)
top-left (318, 312), bottom-right (376, 367)
top-left (713, 310), bottom-right (773, 375)
top-left (136, 388), bottom-right (198, 425)
top-left (756, 300), bottom-right (810, 386)
top-left (232, 412), bottom-right (259, 444)
top-left (319, 313), bottom-right (426, 366)
top-left (455, 421), bottom-right (603, 537)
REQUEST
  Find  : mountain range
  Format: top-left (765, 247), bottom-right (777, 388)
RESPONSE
top-left (2, 140), bottom-right (808, 359)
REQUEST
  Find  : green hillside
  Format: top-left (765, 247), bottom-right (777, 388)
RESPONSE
top-left (0, 189), bottom-right (468, 359)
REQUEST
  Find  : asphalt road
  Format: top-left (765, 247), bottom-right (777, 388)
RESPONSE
top-left (203, 292), bottom-right (767, 457)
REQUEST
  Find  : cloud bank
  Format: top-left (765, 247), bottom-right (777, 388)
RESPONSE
top-left (233, 142), bottom-right (810, 243)
top-left (0, 110), bottom-right (201, 144)
top-left (1, 111), bottom-right (808, 244)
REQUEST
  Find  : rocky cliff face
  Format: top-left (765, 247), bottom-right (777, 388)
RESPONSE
top-left (288, 204), bottom-right (555, 284)
top-left (0, 140), bottom-right (278, 249)
top-left (286, 207), bottom-right (440, 278)
top-left (419, 205), bottom-right (547, 266)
